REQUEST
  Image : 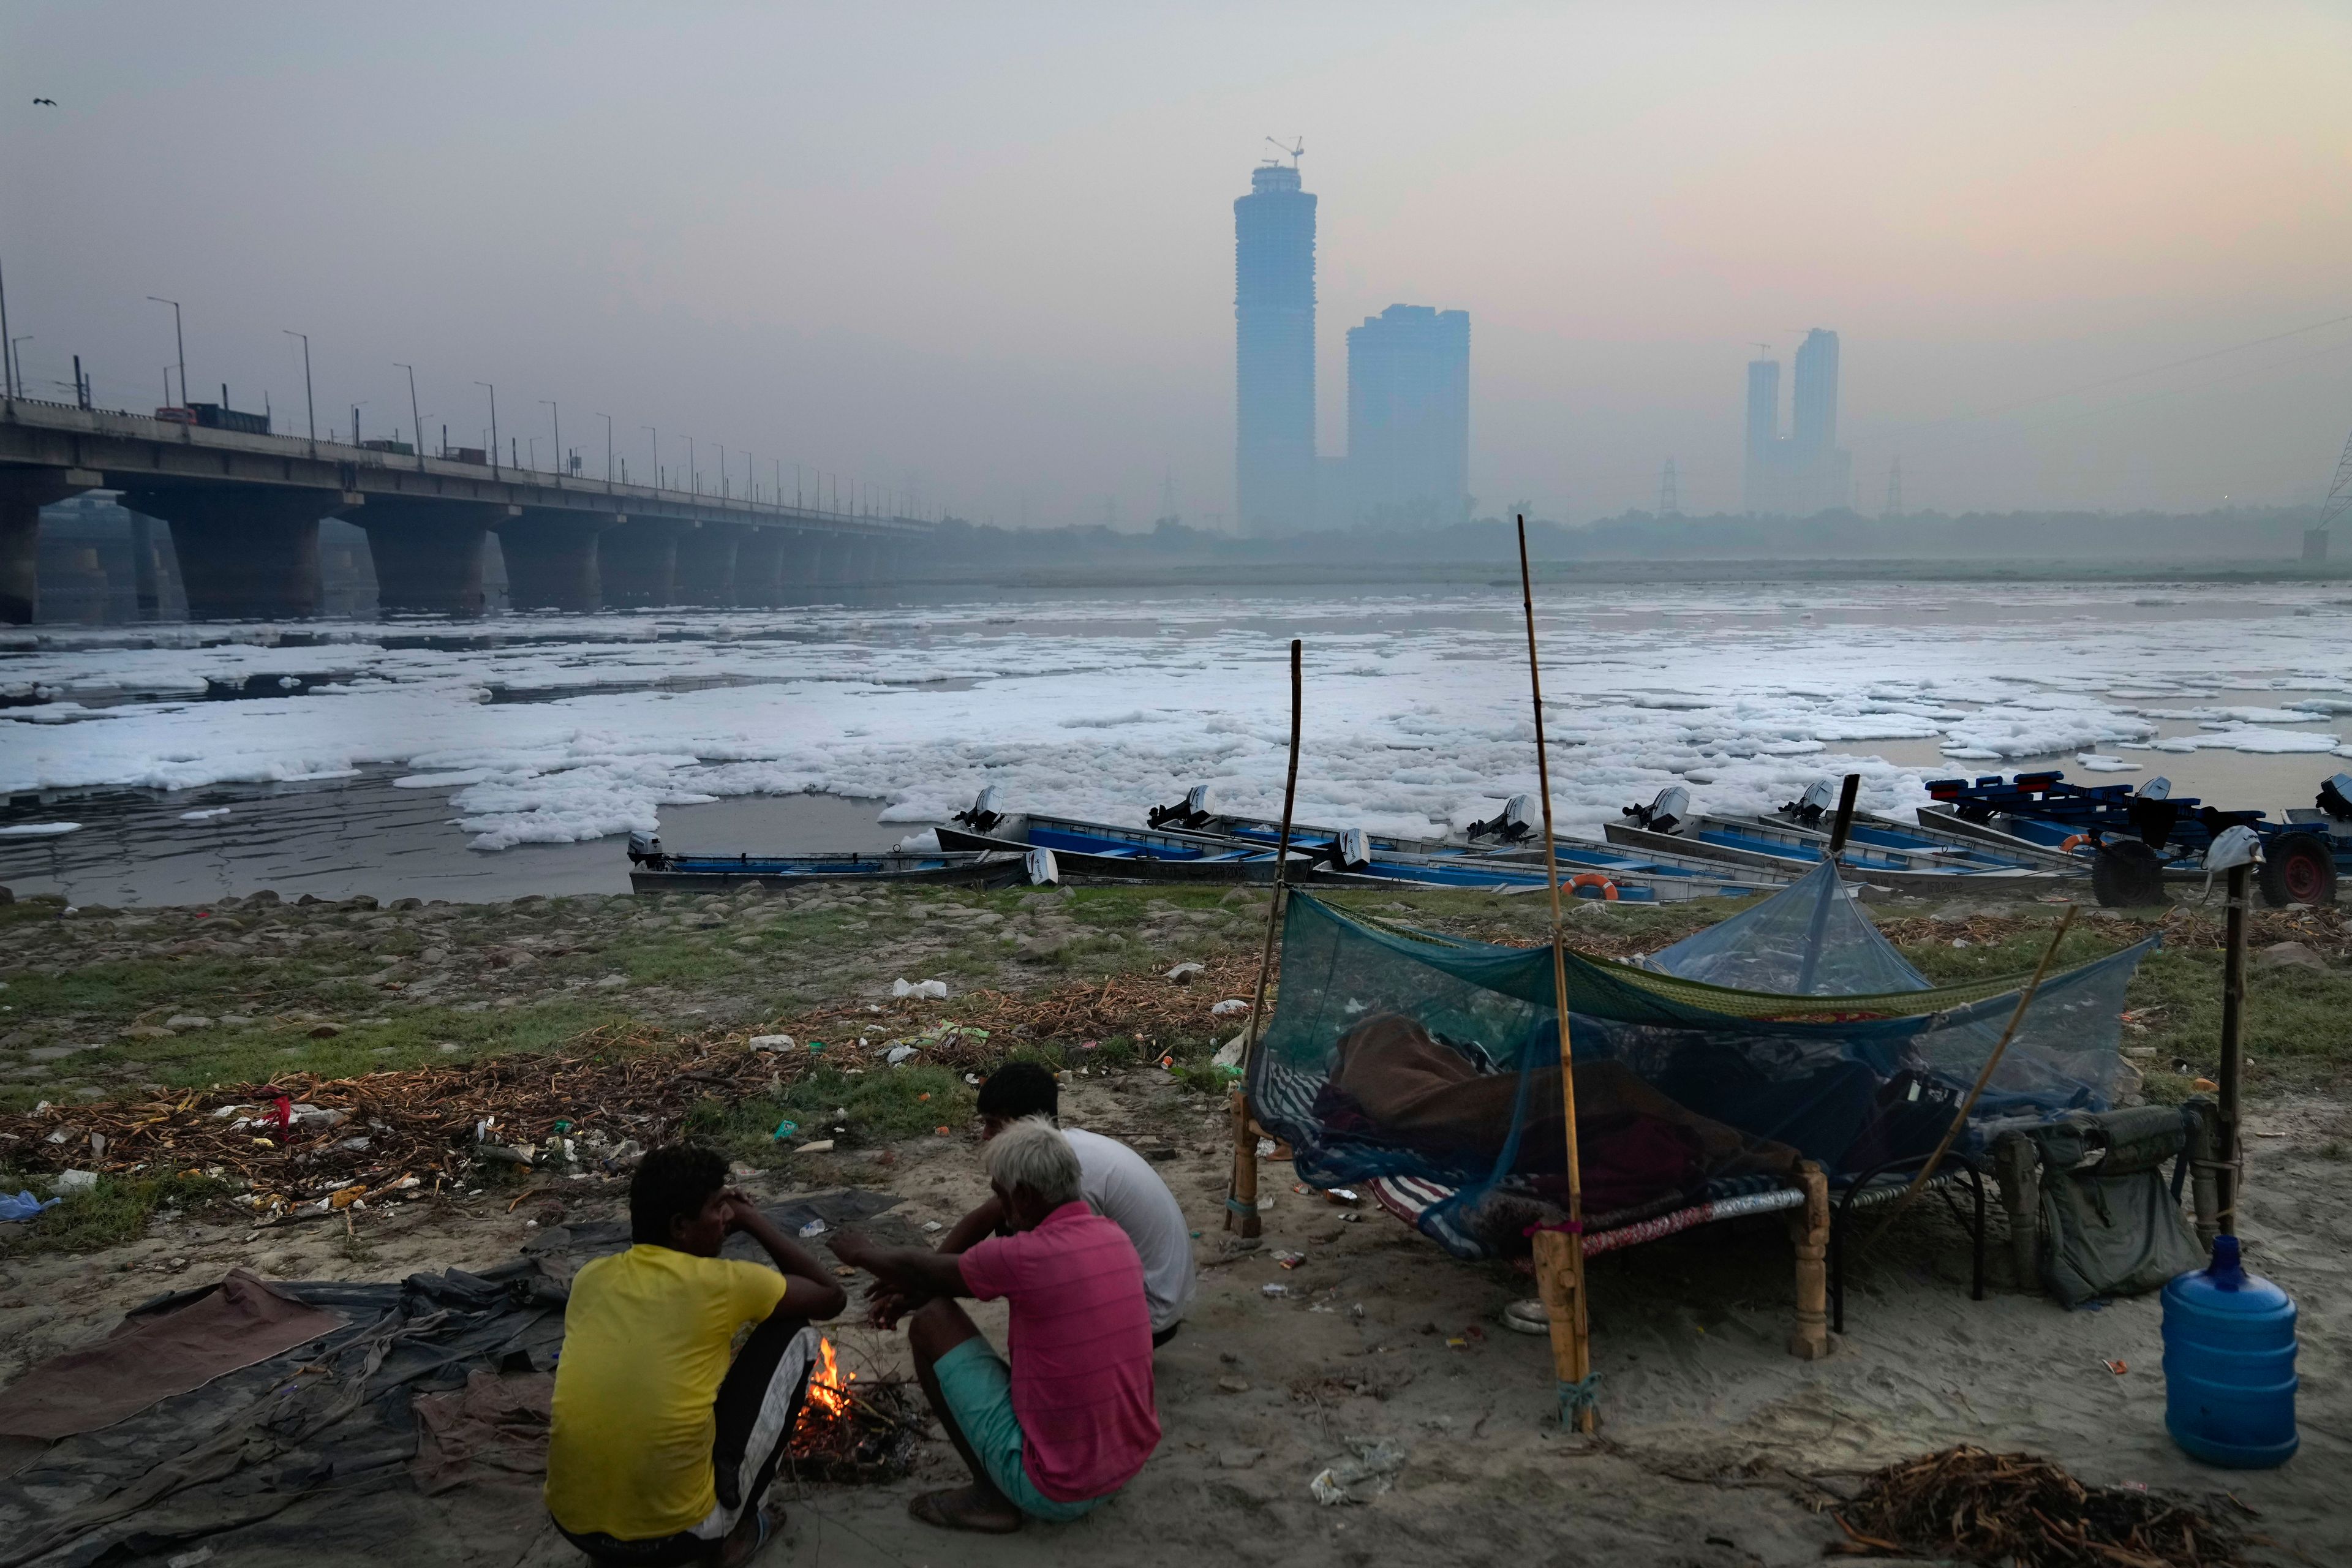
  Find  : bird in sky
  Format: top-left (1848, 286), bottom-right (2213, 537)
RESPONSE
top-left (32, 98), bottom-right (58, 106)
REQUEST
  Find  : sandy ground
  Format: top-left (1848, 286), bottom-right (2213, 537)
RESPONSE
top-left (3, 1069), bottom-right (2343, 1568)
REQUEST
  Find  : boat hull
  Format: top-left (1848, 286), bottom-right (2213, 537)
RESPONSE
top-left (630, 850), bottom-right (1037, 895)
top-left (1602, 820), bottom-right (2064, 891)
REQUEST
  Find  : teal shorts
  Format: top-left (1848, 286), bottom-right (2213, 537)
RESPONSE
top-left (933, 1337), bottom-right (1110, 1523)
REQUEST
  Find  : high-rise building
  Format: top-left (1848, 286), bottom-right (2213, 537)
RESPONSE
top-left (1742, 329), bottom-right (1852, 515)
top-left (1743, 356), bottom-right (1781, 514)
top-left (1234, 162), bottom-right (1317, 535)
top-left (1790, 328), bottom-right (1839, 462)
top-left (1343, 304), bottom-right (1470, 528)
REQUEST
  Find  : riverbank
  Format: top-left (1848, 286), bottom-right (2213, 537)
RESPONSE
top-left (1, 882), bottom-right (2347, 1564)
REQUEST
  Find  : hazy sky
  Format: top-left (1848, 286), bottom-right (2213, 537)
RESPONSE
top-left (6, 2), bottom-right (2348, 526)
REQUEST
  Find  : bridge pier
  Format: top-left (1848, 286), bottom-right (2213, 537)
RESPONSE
top-left (600, 518), bottom-right (688, 609)
top-left (734, 529), bottom-right (786, 606)
top-left (496, 510), bottom-right (605, 612)
top-left (119, 486), bottom-right (341, 619)
top-left (360, 500), bottom-right (498, 616)
top-left (677, 522), bottom-right (743, 606)
top-left (1, 469), bottom-right (95, 625)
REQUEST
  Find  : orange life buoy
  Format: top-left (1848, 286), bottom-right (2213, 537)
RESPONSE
top-left (1569, 872), bottom-right (1620, 900)
top-left (2060, 834), bottom-right (2089, 852)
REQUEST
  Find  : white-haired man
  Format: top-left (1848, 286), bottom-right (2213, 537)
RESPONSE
top-left (830, 1117), bottom-right (1158, 1534)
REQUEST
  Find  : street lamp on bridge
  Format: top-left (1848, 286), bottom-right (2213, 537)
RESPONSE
top-left (540, 401), bottom-right (560, 478)
top-left (596, 413), bottom-right (613, 482)
top-left (475, 382), bottom-right (499, 473)
top-left (281, 330), bottom-right (314, 440)
top-left (146, 297), bottom-right (185, 409)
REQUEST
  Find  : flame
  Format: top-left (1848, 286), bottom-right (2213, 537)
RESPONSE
top-left (804, 1336), bottom-right (856, 1422)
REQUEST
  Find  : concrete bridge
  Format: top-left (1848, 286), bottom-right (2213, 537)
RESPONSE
top-left (0, 396), bottom-right (931, 623)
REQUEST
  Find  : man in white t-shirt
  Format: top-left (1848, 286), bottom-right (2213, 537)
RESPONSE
top-left (930, 1061), bottom-right (1196, 1344)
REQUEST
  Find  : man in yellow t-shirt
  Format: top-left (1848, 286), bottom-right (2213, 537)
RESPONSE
top-left (547, 1145), bottom-right (847, 1566)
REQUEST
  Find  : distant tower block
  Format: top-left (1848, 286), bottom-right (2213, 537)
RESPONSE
top-left (1883, 457), bottom-right (1903, 519)
top-left (1657, 458), bottom-right (1680, 516)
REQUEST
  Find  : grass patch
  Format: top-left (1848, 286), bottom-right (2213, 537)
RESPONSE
top-left (684, 1063), bottom-right (976, 1166)
top-left (0, 1170), bottom-right (233, 1255)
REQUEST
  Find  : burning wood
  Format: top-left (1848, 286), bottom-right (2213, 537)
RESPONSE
top-left (785, 1338), bottom-right (924, 1484)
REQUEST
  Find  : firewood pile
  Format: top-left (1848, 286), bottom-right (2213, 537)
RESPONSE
top-left (1830, 1446), bottom-right (2249, 1567)
top-left (785, 1338), bottom-right (925, 1485)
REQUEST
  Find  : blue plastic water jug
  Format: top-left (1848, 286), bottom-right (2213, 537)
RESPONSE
top-left (2162, 1235), bottom-right (2298, 1468)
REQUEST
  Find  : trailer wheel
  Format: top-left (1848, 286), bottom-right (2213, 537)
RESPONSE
top-left (2090, 839), bottom-right (2167, 908)
top-left (2258, 832), bottom-right (2337, 907)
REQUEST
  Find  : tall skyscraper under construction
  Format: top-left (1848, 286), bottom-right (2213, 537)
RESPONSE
top-left (1743, 328), bottom-right (1852, 515)
top-left (1344, 304), bottom-right (1470, 527)
top-left (1234, 160), bottom-right (1317, 535)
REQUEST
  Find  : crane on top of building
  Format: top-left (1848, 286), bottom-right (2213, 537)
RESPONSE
top-left (1750, 341), bottom-right (1773, 360)
top-left (1263, 136), bottom-right (1305, 168)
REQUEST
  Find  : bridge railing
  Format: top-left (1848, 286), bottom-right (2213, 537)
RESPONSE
top-left (0, 393), bottom-right (927, 533)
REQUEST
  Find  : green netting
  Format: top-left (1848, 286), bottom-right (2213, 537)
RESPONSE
top-left (1248, 883), bottom-right (2152, 1260)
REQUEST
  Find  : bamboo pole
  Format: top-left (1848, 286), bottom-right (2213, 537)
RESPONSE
top-left (1515, 518), bottom-right (1594, 1433)
top-left (1227, 637), bottom-right (1303, 1238)
top-left (2216, 859), bottom-right (2248, 1237)
top-left (1795, 773), bottom-right (1861, 995)
top-left (1863, 905), bottom-right (2078, 1250)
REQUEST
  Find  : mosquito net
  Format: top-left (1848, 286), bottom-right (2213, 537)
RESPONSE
top-left (1249, 873), bottom-right (2152, 1260)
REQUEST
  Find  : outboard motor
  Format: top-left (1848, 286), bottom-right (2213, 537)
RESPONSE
top-left (1622, 785), bottom-right (1691, 835)
top-left (2316, 772), bottom-right (2352, 822)
top-left (2127, 775), bottom-right (2184, 849)
top-left (1782, 778), bottom-right (1838, 828)
top-left (1023, 847), bottom-right (1060, 887)
top-left (1329, 827), bottom-right (1373, 872)
top-left (1466, 794), bottom-right (1538, 843)
top-left (626, 831), bottom-right (669, 870)
top-left (1147, 783), bottom-right (1218, 831)
top-left (951, 786), bottom-right (1004, 835)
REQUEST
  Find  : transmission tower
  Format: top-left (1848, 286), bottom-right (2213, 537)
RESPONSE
top-left (2308, 429), bottom-right (2352, 563)
top-left (1657, 458), bottom-right (1680, 516)
top-left (1883, 457), bottom-right (1903, 519)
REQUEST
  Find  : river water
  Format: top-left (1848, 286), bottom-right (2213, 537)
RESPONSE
top-left (6, 579), bottom-right (2351, 904)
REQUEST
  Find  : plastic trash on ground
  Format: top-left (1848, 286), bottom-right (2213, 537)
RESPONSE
top-left (1212, 1031), bottom-right (1248, 1068)
top-left (748, 1034), bottom-right (797, 1052)
top-left (1308, 1440), bottom-right (1408, 1506)
top-left (56, 1170), bottom-right (99, 1193)
top-left (891, 978), bottom-right (949, 1000)
top-left (0, 1190), bottom-right (61, 1221)
top-left (886, 1044), bottom-right (919, 1066)
top-left (1210, 998), bottom-right (1251, 1016)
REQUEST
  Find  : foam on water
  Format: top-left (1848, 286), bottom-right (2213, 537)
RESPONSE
top-left (6, 582), bottom-right (2352, 851)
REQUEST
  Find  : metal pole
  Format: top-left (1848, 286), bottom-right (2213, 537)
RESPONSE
top-left (0, 252), bottom-right (13, 398)
top-left (477, 382), bottom-right (498, 474)
top-left (597, 413), bottom-right (612, 482)
top-left (148, 298), bottom-right (184, 409)
top-left (688, 436), bottom-right (696, 495)
top-left (2218, 859), bottom-right (2249, 1236)
top-left (644, 426), bottom-right (658, 490)
top-left (1516, 515), bottom-right (1595, 1433)
top-left (282, 331), bottom-right (314, 440)
top-left (541, 402), bottom-right (560, 479)
top-left (396, 364), bottom-right (423, 470)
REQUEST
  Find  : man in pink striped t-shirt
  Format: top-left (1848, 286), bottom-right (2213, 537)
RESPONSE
top-left (831, 1117), bottom-right (1159, 1532)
